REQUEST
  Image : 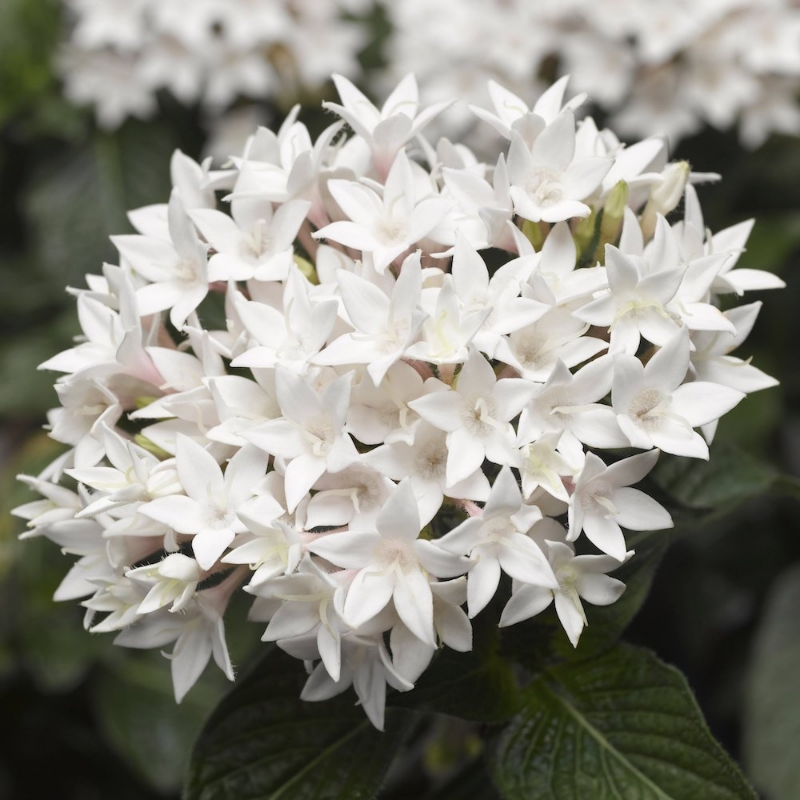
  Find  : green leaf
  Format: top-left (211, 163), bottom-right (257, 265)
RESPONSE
top-left (487, 643), bottom-right (756, 800)
top-left (651, 441), bottom-right (777, 513)
top-left (186, 647), bottom-right (416, 800)
top-left (501, 532), bottom-right (669, 669)
top-left (92, 653), bottom-right (227, 794)
top-left (744, 563), bottom-right (800, 800)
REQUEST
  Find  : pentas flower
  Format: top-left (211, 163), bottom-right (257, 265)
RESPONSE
top-left (437, 467), bottom-right (558, 617)
top-left (17, 75), bottom-right (781, 726)
top-left (308, 481), bottom-right (468, 647)
top-left (506, 112), bottom-right (612, 223)
top-left (409, 348), bottom-right (536, 486)
top-left (314, 151), bottom-right (451, 273)
top-left (567, 451), bottom-right (672, 561)
top-left (500, 533), bottom-right (633, 647)
top-left (140, 435), bottom-right (268, 569)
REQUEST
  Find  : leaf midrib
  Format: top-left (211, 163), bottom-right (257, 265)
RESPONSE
top-left (267, 718), bottom-right (371, 800)
top-left (538, 677), bottom-right (675, 800)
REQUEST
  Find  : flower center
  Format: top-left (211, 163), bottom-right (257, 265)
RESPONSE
top-left (305, 417), bottom-right (336, 456)
top-left (414, 441), bottom-right (446, 480)
top-left (375, 217), bottom-right (408, 246)
top-left (374, 538), bottom-right (417, 572)
top-left (629, 388), bottom-right (666, 429)
top-left (526, 168), bottom-right (564, 207)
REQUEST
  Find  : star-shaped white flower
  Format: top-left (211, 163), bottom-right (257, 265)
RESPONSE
top-left (437, 467), bottom-right (558, 618)
top-left (612, 327), bottom-right (745, 459)
top-left (313, 151), bottom-right (450, 274)
top-left (507, 112), bottom-right (611, 223)
top-left (243, 367), bottom-right (359, 512)
top-left (409, 348), bottom-right (536, 486)
top-left (140, 435), bottom-right (267, 569)
top-left (308, 480), bottom-right (469, 647)
top-left (568, 451), bottom-right (672, 560)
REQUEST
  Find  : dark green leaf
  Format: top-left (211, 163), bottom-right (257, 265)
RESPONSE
top-left (651, 441), bottom-right (777, 513)
top-left (488, 643), bottom-right (756, 800)
top-left (186, 647), bottom-right (416, 800)
top-left (744, 563), bottom-right (800, 800)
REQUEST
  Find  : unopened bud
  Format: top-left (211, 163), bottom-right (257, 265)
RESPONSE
top-left (134, 434), bottom-right (171, 460)
top-left (294, 254), bottom-right (319, 284)
top-left (641, 161), bottom-right (690, 239)
top-left (600, 180), bottom-right (629, 247)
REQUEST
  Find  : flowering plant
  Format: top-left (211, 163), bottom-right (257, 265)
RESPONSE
top-left (15, 75), bottom-right (781, 797)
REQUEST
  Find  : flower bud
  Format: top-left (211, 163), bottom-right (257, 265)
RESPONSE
top-left (641, 161), bottom-right (690, 239)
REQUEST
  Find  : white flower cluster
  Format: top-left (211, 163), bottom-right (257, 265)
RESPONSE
top-left (385, 0), bottom-right (800, 147)
top-left (58, 0), bottom-right (371, 128)
top-left (15, 75), bottom-right (782, 730)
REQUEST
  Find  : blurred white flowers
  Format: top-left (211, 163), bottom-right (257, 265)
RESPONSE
top-left (385, 0), bottom-right (800, 147)
top-left (58, 0), bottom-right (800, 148)
top-left (16, 73), bottom-right (782, 729)
top-left (58, 0), bottom-right (370, 128)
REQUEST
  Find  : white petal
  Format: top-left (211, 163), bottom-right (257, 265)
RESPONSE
top-left (467, 555), bottom-right (501, 618)
top-left (343, 570), bottom-right (395, 629)
top-left (393, 569), bottom-right (436, 647)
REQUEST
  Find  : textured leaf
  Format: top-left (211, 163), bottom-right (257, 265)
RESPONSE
top-left (186, 647), bottom-right (416, 800)
top-left (652, 441), bottom-right (777, 512)
top-left (488, 643), bottom-right (756, 800)
top-left (744, 564), bottom-right (800, 800)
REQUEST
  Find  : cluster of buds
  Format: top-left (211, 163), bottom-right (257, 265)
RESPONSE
top-left (15, 75), bottom-right (782, 729)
